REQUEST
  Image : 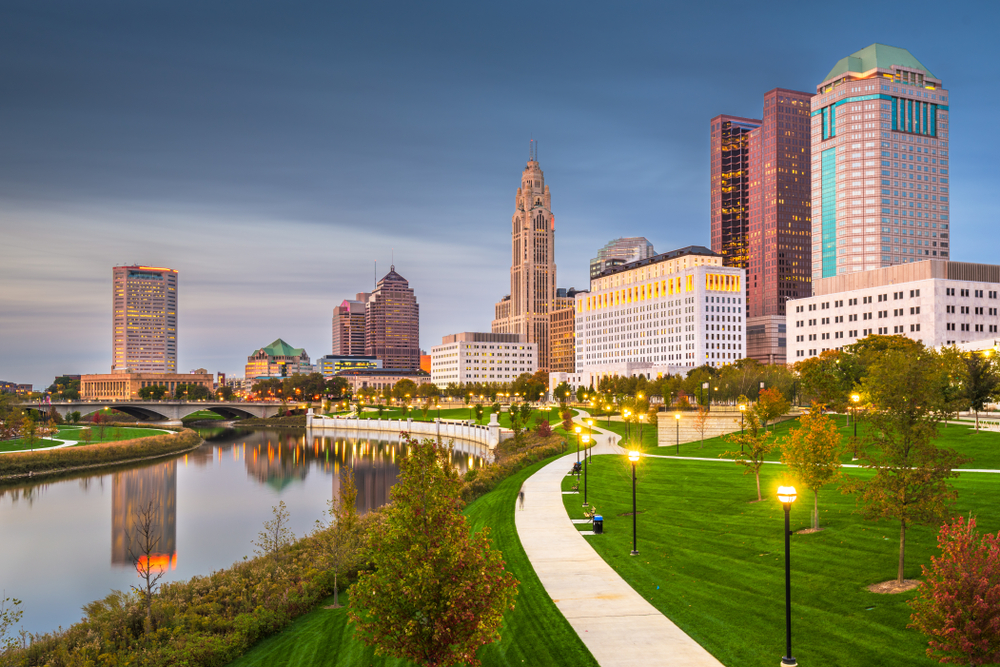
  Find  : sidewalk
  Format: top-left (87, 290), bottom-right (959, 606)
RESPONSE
top-left (513, 411), bottom-right (724, 667)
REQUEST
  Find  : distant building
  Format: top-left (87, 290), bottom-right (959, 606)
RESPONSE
top-left (811, 44), bottom-right (950, 280)
top-left (332, 295), bottom-right (369, 356)
top-left (245, 339), bottom-right (313, 380)
top-left (112, 265), bottom-right (178, 374)
top-left (318, 355), bottom-right (381, 377)
top-left (430, 332), bottom-right (536, 387)
top-left (788, 260), bottom-right (1000, 361)
top-left (366, 267), bottom-right (420, 370)
top-left (576, 245), bottom-right (746, 379)
top-left (420, 354), bottom-right (431, 373)
top-left (80, 372), bottom-right (213, 400)
top-left (492, 147), bottom-right (558, 372)
top-left (0, 382), bottom-right (32, 395)
top-left (589, 237), bottom-right (655, 281)
top-left (549, 302), bottom-right (578, 374)
top-left (335, 368), bottom-right (432, 394)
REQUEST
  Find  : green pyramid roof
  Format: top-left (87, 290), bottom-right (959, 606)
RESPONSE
top-left (258, 338), bottom-right (305, 358)
top-left (823, 44), bottom-right (935, 83)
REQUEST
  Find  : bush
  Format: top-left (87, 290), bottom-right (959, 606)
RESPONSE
top-left (0, 429), bottom-right (201, 478)
top-left (535, 418), bottom-right (552, 437)
top-left (461, 433), bottom-right (566, 504)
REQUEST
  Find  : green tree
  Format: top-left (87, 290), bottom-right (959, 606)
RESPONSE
top-left (721, 408), bottom-right (775, 501)
top-left (553, 382), bottom-right (572, 405)
top-left (253, 378), bottom-right (284, 399)
top-left (350, 436), bottom-right (518, 666)
top-left (46, 375), bottom-right (81, 400)
top-left (416, 382), bottom-right (440, 399)
top-left (138, 384), bottom-right (168, 400)
top-left (215, 385), bottom-right (234, 401)
top-left (315, 464), bottom-right (359, 608)
top-left (392, 379), bottom-right (418, 401)
top-left (781, 405), bottom-right (843, 530)
top-left (20, 416), bottom-right (37, 452)
top-left (851, 346), bottom-right (969, 583)
top-left (963, 351), bottom-right (1000, 432)
top-left (326, 376), bottom-right (350, 399)
top-left (253, 501), bottom-right (294, 558)
top-left (0, 591), bottom-right (23, 656)
top-left (755, 387), bottom-right (790, 431)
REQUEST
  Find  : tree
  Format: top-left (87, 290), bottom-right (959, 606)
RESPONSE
top-left (909, 515), bottom-right (1000, 665)
top-left (963, 352), bottom-right (1000, 432)
top-left (392, 379), bottom-right (418, 401)
top-left (126, 500), bottom-right (168, 633)
top-left (553, 382), bottom-right (572, 405)
top-left (781, 405), bottom-right (843, 530)
top-left (138, 385), bottom-right (168, 400)
top-left (20, 416), bottom-right (37, 452)
top-left (326, 376), bottom-right (350, 399)
top-left (175, 383), bottom-right (210, 400)
top-left (46, 375), bottom-right (81, 400)
top-left (350, 436), bottom-right (518, 666)
top-left (253, 501), bottom-right (294, 558)
top-left (215, 385), bottom-right (234, 401)
top-left (315, 465), bottom-right (359, 608)
top-left (253, 378), bottom-right (283, 399)
top-left (721, 408), bottom-right (775, 501)
top-left (756, 387), bottom-right (790, 431)
top-left (0, 591), bottom-right (23, 656)
top-left (852, 346), bottom-right (969, 583)
top-left (693, 404), bottom-right (710, 449)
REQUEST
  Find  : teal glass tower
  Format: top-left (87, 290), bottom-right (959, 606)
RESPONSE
top-left (810, 44), bottom-right (949, 280)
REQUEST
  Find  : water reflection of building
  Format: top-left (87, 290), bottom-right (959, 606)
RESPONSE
top-left (350, 445), bottom-right (400, 516)
top-left (243, 432), bottom-right (309, 491)
top-left (111, 460), bottom-right (177, 570)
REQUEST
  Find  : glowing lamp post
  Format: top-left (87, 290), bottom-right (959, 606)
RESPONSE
top-left (674, 412), bottom-right (681, 454)
top-left (739, 404), bottom-right (746, 434)
top-left (851, 393), bottom-right (861, 459)
top-left (628, 450), bottom-right (640, 556)
top-left (777, 485), bottom-right (798, 667)
top-left (582, 434), bottom-right (591, 507)
top-left (574, 425), bottom-right (582, 469)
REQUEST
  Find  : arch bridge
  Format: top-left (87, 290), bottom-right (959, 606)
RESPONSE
top-left (18, 401), bottom-right (294, 426)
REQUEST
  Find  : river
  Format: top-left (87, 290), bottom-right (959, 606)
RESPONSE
top-left (0, 427), bottom-right (488, 636)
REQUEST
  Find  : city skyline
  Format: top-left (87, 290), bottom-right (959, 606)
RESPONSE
top-left (1, 2), bottom-right (996, 387)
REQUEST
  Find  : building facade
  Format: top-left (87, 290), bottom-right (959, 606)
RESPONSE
top-left (366, 267), bottom-right (420, 370)
top-left (430, 332), bottom-right (537, 387)
top-left (811, 44), bottom-right (950, 281)
top-left (112, 265), bottom-right (178, 374)
top-left (245, 339), bottom-right (312, 380)
top-left (549, 304), bottom-right (577, 374)
top-left (332, 295), bottom-right (369, 356)
top-left (335, 368), bottom-right (432, 394)
top-left (492, 146), bottom-right (557, 371)
top-left (81, 372), bottom-right (213, 400)
top-left (589, 237), bottom-right (655, 281)
top-left (575, 246), bottom-right (746, 381)
top-left (318, 355), bottom-right (380, 377)
top-left (788, 261), bottom-right (1000, 361)
top-left (710, 115), bottom-right (761, 279)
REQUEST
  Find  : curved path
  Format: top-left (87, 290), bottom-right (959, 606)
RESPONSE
top-left (515, 410), bottom-right (724, 667)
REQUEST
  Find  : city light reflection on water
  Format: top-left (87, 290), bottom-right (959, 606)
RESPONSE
top-left (0, 427), bottom-right (486, 635)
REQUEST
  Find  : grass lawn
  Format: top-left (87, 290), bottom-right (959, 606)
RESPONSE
top-left (182, 410), bottom-right (225, 421)
top-left (563, 453), bottom-right (1000, 667)
top-left (1, 425), bottom-right (168, 452)
top-left (227, 456), bottom-right (598, 667)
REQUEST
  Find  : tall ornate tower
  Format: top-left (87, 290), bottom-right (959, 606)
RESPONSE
top-left (492, 143), bottom-right (557, 371)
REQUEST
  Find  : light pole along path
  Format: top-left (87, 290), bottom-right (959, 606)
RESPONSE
top-left (514, 408), bottom-right (724, 667)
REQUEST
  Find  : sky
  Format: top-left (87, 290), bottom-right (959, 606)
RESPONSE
top-left (1, 0), bottom-right (998, 388)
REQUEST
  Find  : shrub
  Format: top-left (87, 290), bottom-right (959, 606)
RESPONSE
top-left (535, 418), bottom-right (552, 437)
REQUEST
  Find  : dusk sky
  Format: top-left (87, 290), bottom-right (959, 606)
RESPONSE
top-left (2, 1), bottom-right (997, 388)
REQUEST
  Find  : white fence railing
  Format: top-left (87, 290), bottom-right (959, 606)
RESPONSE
top-left (306, 411), bottom-right (511, 449)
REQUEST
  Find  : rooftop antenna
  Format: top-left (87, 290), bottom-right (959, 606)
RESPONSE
top-left (391, 247), bottom-right (394, 271)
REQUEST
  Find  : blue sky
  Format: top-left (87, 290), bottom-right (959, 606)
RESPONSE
top-left (1, 0), bottom-right (997, 387)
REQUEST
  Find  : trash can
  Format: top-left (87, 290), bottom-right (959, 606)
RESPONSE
top-left (593, 515), bottom-right (603, 534)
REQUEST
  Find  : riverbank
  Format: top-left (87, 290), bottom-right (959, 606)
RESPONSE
top-left (0, 428), bottom-right (203, 482)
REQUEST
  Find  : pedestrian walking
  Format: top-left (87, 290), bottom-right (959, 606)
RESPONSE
top-left (518, 488), bottom-right (525, 510)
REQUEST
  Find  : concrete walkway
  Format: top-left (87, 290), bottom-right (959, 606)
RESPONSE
top-left (514, 411), bottom-right (724, 667)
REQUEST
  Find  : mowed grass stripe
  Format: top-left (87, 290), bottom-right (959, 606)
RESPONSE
top-left (228, 455), bottom-right (598, 667)
top-left (565, 455), bottom-right (1000, 666)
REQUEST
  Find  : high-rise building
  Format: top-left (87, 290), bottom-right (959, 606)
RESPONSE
top-left (112, 265), bottom-right (178, 374)
top-left (332, 294), bottom-right (369, 356)
top-left (589, 237), bottom-right (656, 280)
top-left (492, 144), bottom-right (557, 371)
top-left (811, 44), bottom-right (949, 281)
top-left (710, 116), bottom-right (761, 282)
top-left (245, 339), bottom-right (313, 379)
top-left (366, 266), bottom-right (420, 370)
top-left (430, 332), bottom-right (537, 387)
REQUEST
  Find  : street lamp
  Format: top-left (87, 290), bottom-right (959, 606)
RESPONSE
top-left (605, 404), bottom-right (612, 428)
top-left (851, 393), bottom-right (861, 459)
top-left (628, 450), bottom-right (640, 556)
top-left (777, 485), bottom-right (798, 667)
top-left (574, 425), bottom-right (582, 469)
top-left (623, 409), bottom-right (631, 442)
top-left (582, 434), bottom-right (591, 507)
top-left (740, 403), bottom-right (747, 452)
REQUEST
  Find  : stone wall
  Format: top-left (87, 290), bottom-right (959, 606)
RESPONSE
top-left (656, 409), bottom-right (798, 447)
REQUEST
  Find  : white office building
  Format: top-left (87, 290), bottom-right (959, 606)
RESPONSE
top-left (430, 332), bottom-right (536, 387)
top-left (788, 260), bottom-right (1000, 360)
top-left (574, 246), bottom-right (746, 383)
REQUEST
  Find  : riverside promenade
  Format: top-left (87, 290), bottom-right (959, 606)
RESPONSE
top-left (514, 411), bottom-right (724, 667)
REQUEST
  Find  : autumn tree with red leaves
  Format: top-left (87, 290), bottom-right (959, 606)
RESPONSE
top-left (909, 515), bottom-right (1000, 665)
top-left (349, 435), bottom-right (518, 667)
